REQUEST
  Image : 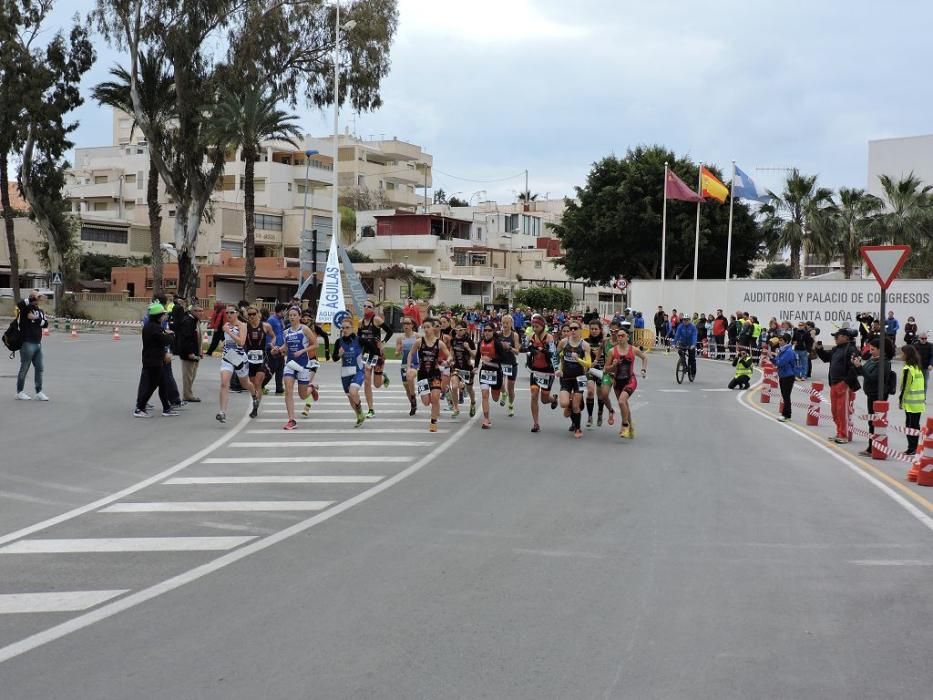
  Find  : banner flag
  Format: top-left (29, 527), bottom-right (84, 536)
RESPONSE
top-left (315, 235), bottom-right (346, 325)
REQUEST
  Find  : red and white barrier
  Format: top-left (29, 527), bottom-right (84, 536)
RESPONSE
top-left (807, 381), bottom-right (823, 426)
top-left (871, 400), bottom-right (888, 461)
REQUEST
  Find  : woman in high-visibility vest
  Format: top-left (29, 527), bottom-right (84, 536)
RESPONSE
top-left (899, 344), bottom-right (926, 456)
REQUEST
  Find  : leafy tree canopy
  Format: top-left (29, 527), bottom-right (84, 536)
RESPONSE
top-left (513, 286), bottom-right (574, 311)
top-left (551, 145), bottom-right (764, 284)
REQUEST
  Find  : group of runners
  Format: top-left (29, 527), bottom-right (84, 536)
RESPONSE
top-left (216, 304), bottom-right (648, 439)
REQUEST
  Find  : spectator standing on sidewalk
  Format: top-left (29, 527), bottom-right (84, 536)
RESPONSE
top-left (898, 344), bottom-right (926, 455)
top-left (15, 291), bottom-right (49, 401)
top-left (913, 331), bottom-right (931, 399)
top-left (712, 310), bottom-right (727, 360)
top-left (792, 321), bottom-right (813, 381)
top-left (814, 328), bottom-right (860, 443)
top-left (903, 316), bottom-right (918, 346)
top-left (851, 337), bottom-right (892, 456)
top-left (885, 311), bottom-right (899, 344)
top-left (774, 334), bottom-right (797, 422)
top-left (135, 303), bottom-right (177, 417)
top-left (402, 297), bottom-right (423, 327)
top-left (206, 302), bottom-right (226, 356)
top-left (176, 301), bottom-right (203, 402)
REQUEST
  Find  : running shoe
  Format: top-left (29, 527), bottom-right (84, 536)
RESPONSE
top-left (283, 419), bottom-right (297, 430)
top-left (216, 412), bottom-right (226, 423)
top-left (262, 388), bottom-right (269, 395)
top-left (833, 437), bottom-right (849, 444)
top-left (187, 397), bottom-right (202, 402)
top-left (15, 392), bottom-right (31, 400)
top-left (574, 429), bottom-right (583, 439)
top-left (162, 409), bottom-right (180, 417)
top-left (586, 417), bottom-right (593, 429)
top-left (355, 411), bottom-right (366, 427)
top-left (499, 396), bottom-right (506, 407)
top-left (481, 420), bottom-right (491, 429)
top-left (133, 408), bottom-right (151, 418)
top-left (452, 409), bottom-right (460, 418)
top-left (35, 392), bottom-right (49, 401)
top-left (596, 417), bottom-right (603, 427)
top-left (469, 402), bottom-right (476, 417)
top-left (250, 397), bottom-right (259, 419)
top-left (530, 424), bottom-right (540, 433)
top-left (409, 402), bottom-right (417, 417)
top-left (507, 404), bottom-right (514, 417)
top-left (366, 409), bottom-right (375, 418)
top-left (429, 422), bottom-right (438, 433)
top-left (302, 399), bottom-right (312, 417)
top-left (777, 416), bottom-right (788, 422)
top-left (310, 384), bottom-right (320, 402)
top-left (383, 375), bottom-right (391, 388)
top-left (608, 412), bottom-right (615, 426)
top-left (550, 398), bottom-right (558, 410)
top-left (858, 448), bottom-right (872, 456)
top-left (629, 422), bottom-right (635, 438)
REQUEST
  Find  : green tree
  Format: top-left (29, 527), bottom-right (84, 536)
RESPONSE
top-left (812, 188), bottom-right (883, 279)
top-left (448, 195), bottom-right (468, 207)
top-left (433, 188), bottom-right (447, 204)
top-left (207, 85), bottom-right (300, 301)
top-left (91, 50), bottom-right (175, 296)
top-left (755, 262), bottom-right (794, 279)
top-left (552, 145), bottom-right (763, 283)
top-left (513, 286), bottom-right (574, 311)
top-left (874, 173), bottom-right (933, 277)
top-left (80, 252), bottom-right (127, 280)
top-left (339, 205), bottom-right (357, 247)
top-left (14, 4), bottom-right (96, 314)
top-left (761, 169), bottom-right (833, 278)
top-left (95, 0), bottom-right (399, 298)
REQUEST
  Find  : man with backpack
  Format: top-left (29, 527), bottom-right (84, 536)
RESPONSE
top-left (14, 291), bottom-right (49, 401)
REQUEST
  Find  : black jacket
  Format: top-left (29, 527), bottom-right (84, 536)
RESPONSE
top-left (792, 328), bottom-right (813, 352)
top-left (914, 341), bottom-right (932, 369)
top-left (141, 317), bottom-right (173, 368)
top-left (815, 341), bottom-right (859, 387)
top-left (854, 356), bottom-right (891, 400)
top-left (174, 311), bottom-right (201, 360)
top-left (16, 299), bottom-right (47, 344)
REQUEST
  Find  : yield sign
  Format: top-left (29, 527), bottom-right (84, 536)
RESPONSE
top-left (860, 245), bottom-right (911, 290)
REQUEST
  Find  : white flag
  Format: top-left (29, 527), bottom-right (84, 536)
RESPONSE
top-left (315, 235), bottom-right (346, 325)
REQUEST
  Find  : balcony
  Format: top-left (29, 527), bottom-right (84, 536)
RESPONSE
top-left (375, 139), bottom-right (424, 162)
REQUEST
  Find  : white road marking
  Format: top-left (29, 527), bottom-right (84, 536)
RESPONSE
top-left (267, 401), bottom-right (413, 406)
top-left (229, 441), bottom-right (434, 448)
top-left (0, 537), bottom-right (256, 553)
top-left (0, 410), bottom-right (476, 665)
top-left (99, 501), bottom-right (333, 513)
top-left (701, 388), bottom-right (733, 392)
top-left (253, 418), bottom-right (458, 424)
top-left (202, 456), bottom-right (412, 464)
top-left (0, 591), bottom-right (128, 614)
top-left (658, 389), bottom-right (689, 393)
top-left (0, 407), bottom-right (253, 549)
top-left (850, 560), bottom-right (933, 566)
top-left (737, 380), bottom-right (933, 534)
top-left (245, 429), bottom-right (448, 435)
top-left (261, 409), bottom-right (419, 415)
top-left (164, 476), bottom-right (383, 485)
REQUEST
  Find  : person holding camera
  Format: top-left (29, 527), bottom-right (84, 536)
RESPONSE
top-left (851, 337), bottom-right (894, 457)
top-left (728, 349), bottom-right (754, 390)
top-left (15, 291), bottom-right (49, 401)
top-left (814, 328), bottom-right (860, 443)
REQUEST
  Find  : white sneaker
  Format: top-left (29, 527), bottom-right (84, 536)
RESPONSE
top-left (16, 392), bottom-right (31, 400)
top-left (35, 392), bottom-right (49, 401)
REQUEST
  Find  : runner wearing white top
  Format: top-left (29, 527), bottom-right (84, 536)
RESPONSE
top-left (217, 304), bottom-right (254, 424)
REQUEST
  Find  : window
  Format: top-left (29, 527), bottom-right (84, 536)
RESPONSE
top-left (94, 175), bottom-right (109, 184)
top-left (238, 178), bottom-right (266, 192)
top-left (168, 210), bottom-right (176, 218)
top-left (124, 174), bottom-right (136, 184)
top-left (461, 281), bottom-right (487, 296)
top-left (469, 253), bottom-right (488, 266)
top-left (534, 260), bottom-right (542, 269)
top-left (93, 202), bottom-right (109, 211)
top-left (357, 175), bottom-right (365, 186)
top-left (136, 171), bottom-right (144, 190)
top-left (221, 240), bottom-right (243, 256)
top-left (255, 213), bottom-right (283, 231)
top-left (296, 184), bottom-right (307, 194)
top-left (125, 201), bottom-right (136, 211)
top-left (81, 226), bottom-right (127, 244)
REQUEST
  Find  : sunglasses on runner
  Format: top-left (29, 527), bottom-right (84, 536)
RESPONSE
top-left (569, 326), bottom-right (580, 331)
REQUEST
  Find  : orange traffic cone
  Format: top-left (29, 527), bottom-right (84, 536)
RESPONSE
top-left (112, 326), bottom-right (120, 341)
top-left (70, 326), bottom-right (78, 339)
top-left (909, 418), bottom-right (933, 484)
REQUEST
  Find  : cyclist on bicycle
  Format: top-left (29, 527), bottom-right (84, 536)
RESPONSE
top-left (673, 315), bottom-right (698, 376)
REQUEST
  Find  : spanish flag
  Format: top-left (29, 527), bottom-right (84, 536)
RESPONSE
top-left (700, 166), bottom-right (728, 203)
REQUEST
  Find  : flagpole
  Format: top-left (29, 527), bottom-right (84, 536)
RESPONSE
top-left (692, 165), bottom-right (702, 309)
top-left (661, 162), bottom-right (668, 308)
top-left (725, 160), bottom-right (735, 309)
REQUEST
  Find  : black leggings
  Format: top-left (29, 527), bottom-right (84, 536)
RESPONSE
top-left (136, 365), bottom-right (170, 412)
top-left (906, 411), bottom-right (921, 453)
top-left (779, 376), bottom-right (794, 418)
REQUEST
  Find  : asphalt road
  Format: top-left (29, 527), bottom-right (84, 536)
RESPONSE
top-left (1, 335), bottom-right (932, 699)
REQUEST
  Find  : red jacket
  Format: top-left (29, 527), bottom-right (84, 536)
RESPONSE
top-left (403, 303), bottom-right (422, 326)
top-left (712, 317), bottom-right (727, 336)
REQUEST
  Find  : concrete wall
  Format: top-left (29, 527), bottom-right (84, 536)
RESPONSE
top-left (629, 279), bottom-right (933, 332)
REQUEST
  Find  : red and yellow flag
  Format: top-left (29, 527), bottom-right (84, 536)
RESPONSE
top-left (700, 166), bottom-right (728, 203)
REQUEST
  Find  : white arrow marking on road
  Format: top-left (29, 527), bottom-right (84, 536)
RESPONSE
top-left (0, 591), bottom-right (128, 614)
top-left (0, 537), bottom-right (256, 553)
top-left (99, 502), bottom-right (333, 513)
top-left (164, 476), bottom-right (383, 485)
top-left (202, 456), bottom-right (412, 464)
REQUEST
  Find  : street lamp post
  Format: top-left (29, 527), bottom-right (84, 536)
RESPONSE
top-left (299, 148), bottom-right (320, 298)
top-left (333, 4), bottom-right (357, 294)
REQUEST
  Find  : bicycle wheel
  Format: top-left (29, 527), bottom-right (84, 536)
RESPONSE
top-left (675, 358), bottom-right (686, 384)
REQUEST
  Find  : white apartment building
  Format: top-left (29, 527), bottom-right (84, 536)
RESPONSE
top-left (867, 133), bottom-right (933, 199)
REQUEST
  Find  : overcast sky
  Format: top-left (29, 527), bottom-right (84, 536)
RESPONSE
top-left (52, 0), bottom-right (933, 204)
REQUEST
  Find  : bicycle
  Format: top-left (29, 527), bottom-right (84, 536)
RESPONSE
top-left (675, 346), bottom-right (696, 384)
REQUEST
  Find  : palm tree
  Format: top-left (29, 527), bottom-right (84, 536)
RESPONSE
top-left (91, 52), bottom-right (174, 296)
top-left (812, 188), bottom-right (883, 278)
top-left (208, 86), bottom-right (301, 301)
top-left (874, 173), bottom-right (933, 277)
top-left (763, 169), bottom-right (834, 278)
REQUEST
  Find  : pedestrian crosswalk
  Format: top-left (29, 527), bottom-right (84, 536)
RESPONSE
top-left (0, 379), bottom-right (471, 661)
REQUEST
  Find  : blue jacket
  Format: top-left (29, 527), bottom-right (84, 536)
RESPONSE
top-left (673, 322), bottom-right (697, 347)
top-left (885, 317), bottom-right (899, 335)
top-left (267, 313), bottom-right (285, 347)
top-left (775, 344), bottom-right (797, 378)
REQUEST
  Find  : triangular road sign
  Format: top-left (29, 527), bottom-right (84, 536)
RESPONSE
top-left (860, 245), bottom-right (911, 290)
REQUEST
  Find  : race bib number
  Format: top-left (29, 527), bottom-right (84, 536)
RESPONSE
top-left (533, 372), bottom-right (552, 389)
top-left (416, 378), bottom-right (430, 395)
top-left (222, 348), bottom-right (245, 367)
top-left (480, 369), bottom-right (497, 386)
top-left (576, 375), bottom-right (588, 392)
top-left (502, 364), bottom-right (514, 378)
top-left (247, 350), bottom-right (264, 364)
top-left (458, 369), bottom-right (472, 383)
